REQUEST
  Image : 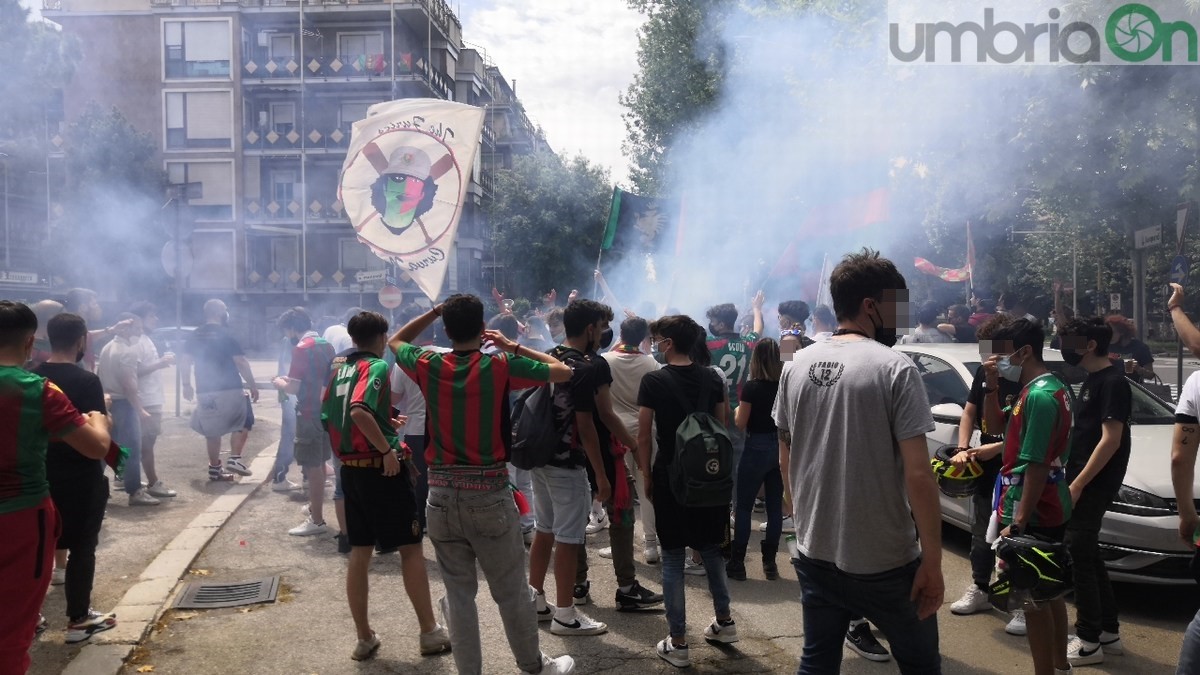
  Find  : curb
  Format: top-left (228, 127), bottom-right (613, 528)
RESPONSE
top-left (61, 445), bottom-right (279, 675)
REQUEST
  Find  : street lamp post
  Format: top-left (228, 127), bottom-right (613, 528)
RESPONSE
top-left (1, 152), bottom-right (10, 272)
top-left (164, 182), bottom-right (201, 417)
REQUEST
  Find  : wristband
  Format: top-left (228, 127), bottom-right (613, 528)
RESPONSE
top-left (1170, 304), bottom-right (1183, 313)
top-left (432, 305), bottom-right (443, 317)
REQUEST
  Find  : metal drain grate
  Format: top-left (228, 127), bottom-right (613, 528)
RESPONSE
top-left (173, 575), bottom-right (280, 609)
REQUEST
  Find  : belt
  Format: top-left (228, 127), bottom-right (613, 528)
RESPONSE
top-left (341, 457), bottom-right (384, 469)
top-left (428, 464), bottom-right (510, 491)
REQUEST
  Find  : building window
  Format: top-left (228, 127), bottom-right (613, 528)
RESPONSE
top-left (338, 101), bottom-right (374, 131)
top-left (339, 238), bottom-right (385, 272)
top-left (270, 169), bottom-right (296, 204)
top-left (165, 20), bottom-right (231, 79)
top-left (268, 34), bottom-right (294, 60)
top-left (166, 161), bottom-right (234, 221)
top-left (268, 102), bottom-right (295, 134)
top-left (337, 32), bottom-right (383, 61)
top-left (165, 91), bottom-right (232, 150)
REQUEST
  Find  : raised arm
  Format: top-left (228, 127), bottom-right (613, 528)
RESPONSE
top-left (1169, 284), bottom-right (1200, 357)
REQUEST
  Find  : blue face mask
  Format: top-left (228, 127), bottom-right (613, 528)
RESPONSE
top-left (998, 350), bottom-right (1024, 382)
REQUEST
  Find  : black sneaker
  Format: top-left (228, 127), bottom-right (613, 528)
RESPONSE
top-left (573, 580), bottom-right (591, 606)
top-left (615, 581), bottom-right (664, 611)
top-left (845, 622), bottom-right (890, 662)
top-left (336, 533), bottom-right (351, 555)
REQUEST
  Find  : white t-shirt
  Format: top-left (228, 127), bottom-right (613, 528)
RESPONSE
top-left (137, 334), bottom-right (165, 407)
top-left (322, 324), bottom-right (353, 355)
top-left (601, 350), bottom-right (660, 437)
top-left (1176, 371), bottom-right (1200, 417)
top-left (390, 363), bottom-right (426, 438)
top-left (97, 337), bottom-right (141, 400)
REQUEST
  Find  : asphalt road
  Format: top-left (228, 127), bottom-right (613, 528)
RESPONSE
top-left (25, 358), bottom-right (1200, 674)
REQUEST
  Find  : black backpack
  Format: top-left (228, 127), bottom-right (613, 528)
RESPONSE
top-left (509, 347), bottom-right (585, 470)
top-left (665, 374), bottom-right (734, 507)
top-left (509, 384), bottom-right (558, 470)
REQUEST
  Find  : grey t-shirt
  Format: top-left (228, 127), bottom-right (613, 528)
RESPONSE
top-left (772, 336), bottom-right (935, 574)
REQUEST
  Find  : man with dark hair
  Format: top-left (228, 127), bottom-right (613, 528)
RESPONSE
top-left (778, 300), bottom-right (810, 331)
top-left (948, 313), bottom-right (1022, 631)
top-left (638, 314), bottom-right (736, 668)
top-left (900, 301), bottom-right (951, 344)
top-left (273, 307), bottom-right (339, 539)
top-left (527, 299), bottom-right (616, 635)
top-left (180, 299), bottom-right (260, 482)
top-left (970, 297), bottom-right (998, 328)
top-left (811, 304), bottom-right (836, 340)
top-left (35, 313), bottom-right (119, 643)
top-left (323, 311), bottom-right (448, 661)
top-left (391, 294), bottom-right (577, 675)
top-left (98, 313), bottom-right (161, 507)
top-left (1000, 293), bottom-right (1037, 322)
top-left (980, 318), bottom-right (1073, 675)
top-left (127, 302), bottom-right (177, 500)
top-left (774, 249), bottom-right (942, 672)
top-left (0, 301), bottom-right (111, 671)
top-left (939, 304), bottom-right (977, 343)
top-left (603, 316), bottom-right (662, 564)
top-left (1057, 317), bottom-right (1129, 666)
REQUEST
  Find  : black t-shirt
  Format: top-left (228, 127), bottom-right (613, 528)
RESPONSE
top-left (1068, 365), bottom-right (1132, 493)
top-left (185, 324), bottom-right (245, 393)
top-left (1109, 339), bottom-right (1154, 367)
top-left (547, 346), bottom-right (601, 470)
top-left (966, 368), bottom-right (1021, 472)
top-left (639, 364), bottom-right (727, 473)
top-left (739, 379), bottom-right (778, 434)
top-left (954, 324), bottom-right (978, 344)
top-left (34, 362), bottom-right (107, 482)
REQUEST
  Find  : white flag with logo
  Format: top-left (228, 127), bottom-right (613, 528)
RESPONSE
top-left (339, 99), bottom-right (485, 302)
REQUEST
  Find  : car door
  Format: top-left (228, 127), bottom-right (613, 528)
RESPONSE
top-left (903, 351), bottom-right (975, 529)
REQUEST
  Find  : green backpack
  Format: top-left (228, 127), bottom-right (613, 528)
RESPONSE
top-left (665, 374), bottom-right (734, 508)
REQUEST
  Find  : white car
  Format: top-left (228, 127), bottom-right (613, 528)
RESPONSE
top-left (896, 342), bottom-right (1194, 585)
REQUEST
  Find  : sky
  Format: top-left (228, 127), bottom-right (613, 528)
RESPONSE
top-left (19, 0), bottom-right (645, 185)
top-left (459, 0), bottom-right (644, 184)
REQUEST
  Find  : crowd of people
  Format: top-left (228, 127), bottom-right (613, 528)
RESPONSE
top-left (3, 254), bottom-right (1200, 674)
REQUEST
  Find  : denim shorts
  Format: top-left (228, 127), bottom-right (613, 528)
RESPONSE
top-left (531, 465), bottom-right (591, 545)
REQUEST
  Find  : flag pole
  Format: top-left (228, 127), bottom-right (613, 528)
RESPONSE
top-left (965, 220), bottom-right (973, 304)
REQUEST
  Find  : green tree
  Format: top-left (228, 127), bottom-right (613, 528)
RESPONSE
top-left (59, 104), bottom-right (165, 297)
top-left (488, 152), bottom-right (612, 300)
top-left (0, 0), bottom-right (79, 148)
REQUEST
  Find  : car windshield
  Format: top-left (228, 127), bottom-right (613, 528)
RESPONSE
top-left (963, 361), bottom-right (1175, 425)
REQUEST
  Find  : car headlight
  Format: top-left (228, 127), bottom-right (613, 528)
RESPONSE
top-left (1108, 485), bottom-right (1176, 517)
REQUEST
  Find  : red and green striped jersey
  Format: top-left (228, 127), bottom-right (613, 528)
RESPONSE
top-left (394, 343), bottom-right (551, 467)
top-left (287, 332), bottom-right (335, 418)
top-left (321, 351), bottom-right (396, 460)
top-left (999, 373), bottom-right (1073, 527)
top-left (708, 331), bottom-right (759, 405)
top-left (0, 365), bottom-right (87, 514)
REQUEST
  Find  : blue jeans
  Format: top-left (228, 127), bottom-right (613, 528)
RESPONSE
top-left (271, 395), bottom-right (296, 483)
top-left (727, 425), bottom-right (745, 507)
top-left (734, 432), bottom-right (783, 549)
top-left (661, 544), bottom-right (731, 639)
top-left (794, 554), bottom-right (940, 674)
top-left (1179, 608), bottom-right (1200, 674)
top-left (111, 399), bottom-right (143, 496)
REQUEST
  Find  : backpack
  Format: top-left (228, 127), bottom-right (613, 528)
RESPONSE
top-left (509, 347), bottom-right (586, 470)
top-left (509, 384), bottom-right (558, 470)
top-left (665, 373), bottom-right (734, 507)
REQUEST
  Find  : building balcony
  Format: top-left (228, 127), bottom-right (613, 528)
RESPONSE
top-left (243, 126), bottom-right (350, 153)
top-left (241, 53), bottom-right (453, 99)
top-left (477, 168), bottom-right (494, 197)
top-left (481, 123), bottom-right (495, 149)
top-left (243, 196), bottom-right (346, 223)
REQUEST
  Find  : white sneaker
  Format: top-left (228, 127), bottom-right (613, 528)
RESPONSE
top-left (1006, 610), bottom-right (1027, 636)
top-left (759, 514), bottom-right (796, 532)
top-left (271, 480), bottom-right (299, 493)
top-left (530, 586), bottom-right (552, 622)
top-left (1099, 631), bottom-right (1124, 655)
top-left (147, 481), bottom-right (177, 498)
top-left (225, 458), bottom-right (252, 476)
top-left (288, 517), bottom-right (329, 537)
top-left (585, 510), bottom-right (609, 535)
top-left (703, 618), bottom-right (739, 644)
top-left (657, 636), bottom-right (691, 668)
top-left (599, 547), bottom-right (613, 559)
top-left (522, 653), bottom-right (576, 675)
top-left (129, 488), bottom-right (161, 506)
top-left (51, 566), bottom-right (66, 586)
top-left (351, 631), bottom-right (380, 661)
top-left (1067, 636), bottom-right (1104, 666)
top-left (950, 583), bottom-right (992, 615)
top-left (550, 609), bottom-right (608, 636)
top-left (419, 624), bottom-right (451, 656)
top-left (523, 528), bottom-right (535, 546)
top-left (645, 543), bottom-right (661, 564)
top-left (683, 558), bottom-right (707, 576)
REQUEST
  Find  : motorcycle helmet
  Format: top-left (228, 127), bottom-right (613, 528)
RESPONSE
top-left (930, 444), bottom-right (983, 498)
top-left (988, 534), bottom-right (1073, 611)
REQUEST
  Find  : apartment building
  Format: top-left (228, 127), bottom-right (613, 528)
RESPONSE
top-left (36, 0), bottom-right (548, 339)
